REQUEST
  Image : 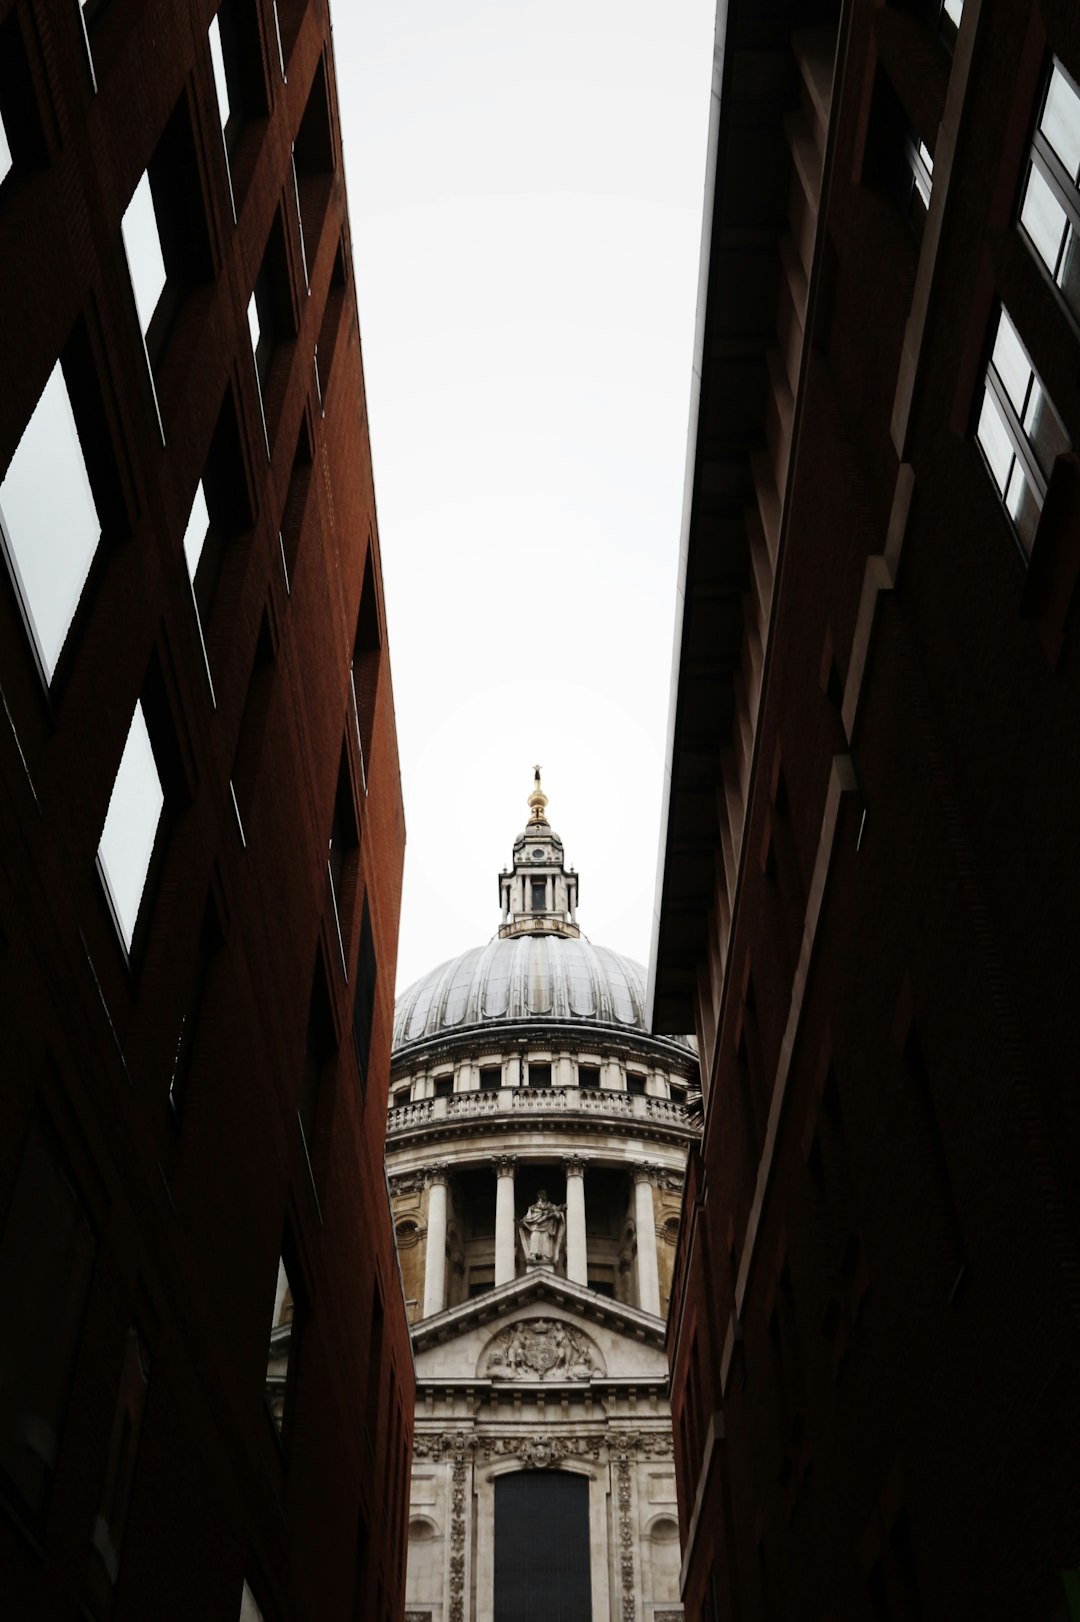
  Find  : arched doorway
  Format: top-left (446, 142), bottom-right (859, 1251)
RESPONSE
top-left (494, 1470), bottom-right (591, 1621)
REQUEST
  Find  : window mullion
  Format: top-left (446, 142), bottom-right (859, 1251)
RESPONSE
top-left (985, 367), bottom-right (1046, 500)
top-left (1031, 138), bottom-right (1080, 235)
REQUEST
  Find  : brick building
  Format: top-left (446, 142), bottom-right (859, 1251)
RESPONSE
top-left (0, 1), bottom-right (410, 1618)
top-left (650, 0), bottom-right (1080, 1617)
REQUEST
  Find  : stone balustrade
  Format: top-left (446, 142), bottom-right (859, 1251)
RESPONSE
top-left (386, 1087), bottom-right (692, 1136)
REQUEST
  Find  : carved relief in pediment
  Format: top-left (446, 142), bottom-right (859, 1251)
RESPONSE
top-left (479, 1317), bottom-right (605, 1380)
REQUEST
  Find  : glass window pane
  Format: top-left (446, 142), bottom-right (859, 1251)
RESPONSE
top-left (1042, 65), bottom-right (1080, 184)
top-left (1060, 225), bottom-right (1080, 318)
top-left (209, 15), bottom-right (230, 128)
top-left (0, 361), bottom-right (100, 680)
top-left (121, 173), bottom-right (167, 338)
top-left (942, 0), bottom-right (963, 26)
top-left (182, 481), bottom-right (209, 579)
top-left (1025, 384), bottom-right (1070, 477)
top-left (247, 292), bottom-right (261, 357)
top-left (991, 311), bottom-right (1032, 417)
top-left (98, 701), bottom-right (165, 949)
top-left (1004, 458), bottom-right (1027, 520)
top-left (975, 392), bottom-right (1013, 495)
top-left (1020, 164), bottom-right (1068, 278)
top-left (239, 1582), bottom-right (265, 1622)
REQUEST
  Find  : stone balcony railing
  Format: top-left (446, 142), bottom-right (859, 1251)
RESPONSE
top-left (386, 1087), bottom-right (693, 1137)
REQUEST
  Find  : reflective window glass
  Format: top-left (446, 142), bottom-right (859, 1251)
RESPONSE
top-left (0, 361), bottom-right (100, 681)
top-left (98, 701), bottom-right (165, 949)
top-left (121, 173), bottom-right (167, 339)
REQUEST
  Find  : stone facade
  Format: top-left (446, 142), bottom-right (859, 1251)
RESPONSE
top-left (388, 778), bottom-right (696, 1620)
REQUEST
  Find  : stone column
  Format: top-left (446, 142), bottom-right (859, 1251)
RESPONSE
top-left (422, 1164), bottom-right (450, 1318)
top-left (493, 1155), bottom-right (517, 1286)
top-left (564, 1156), bottom-right (588, 1285)
top-left (632, 1163), bottom-right (661, 1316)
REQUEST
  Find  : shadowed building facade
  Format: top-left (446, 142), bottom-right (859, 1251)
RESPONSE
top-left (0, 1), bottom-right (410, 1617)
top-left (387, 777), bottom-right (697, 1622)
top-left (651, 0), bottom-right (1080, 1618)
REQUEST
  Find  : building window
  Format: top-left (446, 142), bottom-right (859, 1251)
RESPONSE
top-left (626, 1072), bottom-right (647, 1096)
top-left (434, 1075), bottom-right (454, 1098)
top-left (351, 551), bottom-right (381, 792)
top-left (528, 1063), bottom-right (552, 1089)
top-left (209, 0), bottom-right (270, 207)
top-left (0, 358), bottom-right (102, 683)
top-left (120, 170), bottom-right (167, 345)
top-left (265, 1250), bottom-right (301, 1441)
top-left (391, 1084), bottom-right (411, 1108)
top-left (351, 896), bottom-right (376, 1094)
top-left (98, 699), bottom-right (165, 952)
top-left (1019, 60), bottom-right (1080, 325)
top-left (478, 1066), bottom-right (502, 1091)
top-left (669, 1080), bottom-right (688, 1107)
top-left (0, 1113), bottom-right (96, 1530)
top-left (328, 751), bottom-right (358, 974)
top-left (867, 70), bottom-right (934, 242)
top-left (975, 306), bottom-right (1069, 555)
top-left (299, 951), bottom-right (335, 1186)
top-left (239, 1580), bottom-right (266, 1621)
top-left (530, 878), bottom-right (546, 910)
top-left (85, 1326), bottom-right (150, 1615)
top-left (578, 1065), bottom-right (600, 1089)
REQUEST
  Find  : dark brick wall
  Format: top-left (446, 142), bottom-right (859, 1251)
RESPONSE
top-left (0, 1), bottom-right (410, 1618)
top-left (667, 1), bottom-right (1080, 1618)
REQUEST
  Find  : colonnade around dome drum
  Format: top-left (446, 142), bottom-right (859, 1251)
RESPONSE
top-left (386, 1035), bottom-right (696, 1325)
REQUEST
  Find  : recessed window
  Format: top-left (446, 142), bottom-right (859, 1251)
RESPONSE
top-left (327, 751), bottom-right (358, 973)
top-left (351, 551), bottom-right (381, 792)
top-left (351, 896), bottom-right (376, 1094)
top-left (0, 361), bottom-right (101, 683)
top-left (248, 213), bottom-right (297, 448)
top-left (434, 1075), bottom-right (454, 1098)
top-left (299, 952), bottom-right (335, 1189)
top-left (265, 1251), bottom-right (300, 1439)
top-left (528, 1063), bottom-right (552, 1089)
top-left (478, 1066), bottom-right (502, 1091)
top-left (867, 70), bottom-right (934, 243)
top-left (626, 1073), bottom-right (647, 1096)
top-left (975, 306), bottom-right (1070, 555)
top-left (98, 700), bottom-right (165, 950)
top-left (531, 878), bottom-right (546, 910)
top-left (86, 1326), bottom-right (150, 1610)
top-left (1019, 60), bottom-right (1080, 325)
top-left (0, 1113), bottom-right (96, 1530)
top-left (239, 1581), bottom-right (266, 1622)
top-left (578, 1065), bottom-right (600, 1089)
top-left (121, 172), bottom-right (168, 345)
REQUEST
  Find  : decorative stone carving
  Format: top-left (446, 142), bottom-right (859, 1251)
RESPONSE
top-left (425, 1162), bottom-right (450, 1189)
top-left (481, 1434), bottom-right (603, 1465)
top-left (631, 1160), bottom-right (657, 1186)
top-left (616, 1454), bottom-right (636, 1621)
top-left (388, 1170), bottom-right (426, 1197)
top-left (491, 1153), bottom-right (518, 1176)
top-left (517, 1189), bottom-right (565, 1267)
top-left (655, 1168), bottom-right (685, 1193)
top-left (482, 1318), bottom-right (603, 1380)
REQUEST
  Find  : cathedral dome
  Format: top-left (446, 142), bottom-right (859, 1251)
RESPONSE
top-left (394, 933), bottom-right (692, 1054)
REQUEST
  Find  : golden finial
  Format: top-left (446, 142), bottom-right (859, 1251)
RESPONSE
top-left (527, 764), bottom-right (549, 824)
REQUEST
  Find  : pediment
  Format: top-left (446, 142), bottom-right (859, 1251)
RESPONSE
top-left (411, 1272), bottom-right (670, 1385)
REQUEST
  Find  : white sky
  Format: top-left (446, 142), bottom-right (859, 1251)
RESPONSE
top-left (330, 0), bottom-right (715, 994)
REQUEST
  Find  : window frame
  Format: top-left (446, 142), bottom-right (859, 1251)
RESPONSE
top-left (974, 304), bottom-right (1070, 558)
top-left (1018, 57), bottom-right (1080, 330)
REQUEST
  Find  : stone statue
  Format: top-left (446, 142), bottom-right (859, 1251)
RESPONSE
top-left (517, 1189), bottom-right (566, 1268)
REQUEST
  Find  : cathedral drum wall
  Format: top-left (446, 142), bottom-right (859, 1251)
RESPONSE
top-left (391, 780), bottom-right (697, 1621)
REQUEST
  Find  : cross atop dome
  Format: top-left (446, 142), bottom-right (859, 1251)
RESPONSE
top-left (498, 771), bottom-right (580, 940)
